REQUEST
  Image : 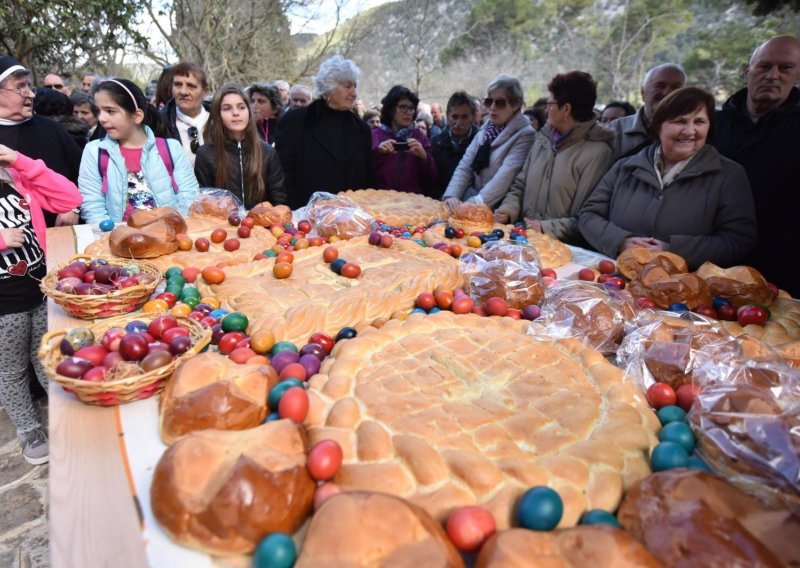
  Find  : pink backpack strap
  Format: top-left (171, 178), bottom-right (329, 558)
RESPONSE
top-left (97, 148), bottom-right (110, 195)
top-left (155, 137), bottom-right (179, 193)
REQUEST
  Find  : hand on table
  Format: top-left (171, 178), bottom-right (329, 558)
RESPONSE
top-left (620, 236), bottom-right (667, 252)
top-left (56, 211), bottom-right (80, 226)
top-left (0, 227), bottom-right (25, 248)
top-left (444, 197), bottom-right (461, 211)
top-left (494, 210), bottom-right (510, 224)
top-left (524, 218), bottom-right (542, 233)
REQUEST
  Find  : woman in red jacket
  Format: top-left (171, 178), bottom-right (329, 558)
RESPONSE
top-left (0, 144), bottom-right (82, 465)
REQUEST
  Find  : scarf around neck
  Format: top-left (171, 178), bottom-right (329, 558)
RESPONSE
top-left (379, 123), bottom-right (412, 141)
top-left (472, 121), bottom-right (506, 172)
top-left (175, 106), bottom-right (207, 129)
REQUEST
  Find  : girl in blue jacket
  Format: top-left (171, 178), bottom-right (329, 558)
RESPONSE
top-left (77, 78), bottom-right (198, 224)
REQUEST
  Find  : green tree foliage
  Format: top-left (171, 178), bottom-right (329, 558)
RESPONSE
top-left (0, 0), bottom-right (148, 79)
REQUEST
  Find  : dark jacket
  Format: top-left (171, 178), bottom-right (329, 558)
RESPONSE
top-left (159, 98), bottom-right (213, 142)
top-left (0, 115), bottom-right (82, 226)
top-left (194, 138), bottom-right (287, 209)
top-left (371, 127), bottom-right (437, 195)
top-left (579, 143), bottom-right (757, 270)
top-left (430, 126), bottom-right (477, 199)
top-left (275, 99), bottom-right (374, 210)
top-left (709, 87), bottom-right (800, 296)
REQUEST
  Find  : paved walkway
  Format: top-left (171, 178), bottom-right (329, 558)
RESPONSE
top-left (0, 397), bottom-right (49, 568)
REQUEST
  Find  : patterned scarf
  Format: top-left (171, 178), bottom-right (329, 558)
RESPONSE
top-left (472, 122), bottom-right (506, 172)
top-left (379, 124), bottom-right (412, 141)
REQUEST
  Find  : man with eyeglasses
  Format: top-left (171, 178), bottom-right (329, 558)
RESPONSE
top-left (0, 56), bottom-right (82, 226)
top-left (160, 61), bottom-right (210, 165)
top-left (43, 72), bottom-right (72, 96)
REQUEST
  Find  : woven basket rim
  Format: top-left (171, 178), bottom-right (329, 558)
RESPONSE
top-left (39, 312), bottom-right (211, 404)
top-left (40, 253), bottom-right (161, 299)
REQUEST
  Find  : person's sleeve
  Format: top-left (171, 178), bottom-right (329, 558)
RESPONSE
top-left (668, 164), bottom-right (758, 268)
top-left (77, 142), bottom-right (109, 224)
top-left (10, 152), bottom-right (81, 214)
top-left (495, 149), bottom-right (533, 222)
top-left (193, 148), bottom-right (216, 188)
top-left (275, 113), bottom-right (299, 197)
top-left (264, 147), bottom-right (288, 206)
top-left (475, 129), bottom-right (536, 209)
top-left (578, 161), bottom-right (633, 257)
top-left (442, 134), bottom-right (480, 200)
top-left (540, 144), bottom-right (614, 242)
top-left (167, 138), bottom-right (199, 214)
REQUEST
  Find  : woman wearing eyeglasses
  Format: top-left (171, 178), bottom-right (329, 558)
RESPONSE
top-left (442, 75), bottom-right (535, 210)
top-left (372, 85), bottom-right (437, 195)
top-left (494, 71), bottom-right (613, 246)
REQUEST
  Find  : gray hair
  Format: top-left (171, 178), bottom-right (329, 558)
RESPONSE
top-left (487, 74), bottom-right (525, 106)
top-left (416, 111), bottom-right (433, 129)
top-left (642, 63), bottom-right (686, 87)
top-left (314, 55), bottom-right (361, 97)
top-left (290, 84), bottom-right (312, 97)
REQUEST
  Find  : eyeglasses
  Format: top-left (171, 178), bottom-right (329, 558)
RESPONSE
top-left (483, 97), bottom-right (509, 110)
top-left (187, 126), bottom-right (199, 154)
top-left (544, 100), bottom-right (561, 107)
top-left (396, 104), bottom-right (416, 114)
top-left (45, 84), bottom-right (65, 91)
top-left (0, 85), bottom-right (36, 97)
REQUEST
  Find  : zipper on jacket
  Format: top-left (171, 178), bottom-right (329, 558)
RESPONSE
top-left (238, 141), bottom-right (245, 201)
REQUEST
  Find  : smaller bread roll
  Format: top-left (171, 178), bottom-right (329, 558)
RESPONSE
top-left (127, 206), bottom-right (187, 235)
top-left (629, 266), bottom-right (712, 309)
top-left (695, 262), bottom-right (773, 308)
top-left (617, 247), bottom-right (688, 280)
top-left (475, 526), bottom-right (660, 568)
top-left (151, 420), bottom-right (314, 555)
top-left (247, 201), bottom-right (293, 227)
top-left (308, 196), bottom-right (372, 239)
top-left (448, 203), bottom-right (494, 234)
top-left (296, 492), bottom-right (464, 568)
top-left (109, 221), bottom-right (178, 258)
top-left (159, 352), bottom-right (278, 445)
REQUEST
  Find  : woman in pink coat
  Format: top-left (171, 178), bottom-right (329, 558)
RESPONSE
top-left (0, 144), bottom-right (82, 465)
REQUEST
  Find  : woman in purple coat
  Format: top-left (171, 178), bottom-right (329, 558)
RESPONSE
top-left (372, 85), bottom-right (437, 194)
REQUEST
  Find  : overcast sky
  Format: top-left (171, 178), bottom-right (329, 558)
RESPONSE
top-left (289, 0), bottom-right (391, 35)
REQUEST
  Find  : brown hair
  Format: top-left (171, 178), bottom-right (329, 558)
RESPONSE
top-left (171, 62), bottom-right (209, 90)
top-left (650, 87), bottom-right (716, 138)
top-left (547, 71), bottom-right (597, 122)
top-left (203, 85), bottom-right (265, 205)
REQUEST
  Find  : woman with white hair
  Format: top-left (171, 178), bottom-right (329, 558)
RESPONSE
top-left (275, 55), bottom-right (373, 209)
top-left (442, 75), bottom-right (535, 210)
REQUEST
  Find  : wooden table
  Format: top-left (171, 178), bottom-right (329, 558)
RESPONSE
top-left (47, 226), bottom-right (148, 568)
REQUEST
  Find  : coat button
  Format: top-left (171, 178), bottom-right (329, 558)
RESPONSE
top-left (658, 193), bottom-right (664, 200)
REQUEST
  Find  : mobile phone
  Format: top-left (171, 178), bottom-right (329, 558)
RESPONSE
top-left (394, 140), bottom-right (409, 151)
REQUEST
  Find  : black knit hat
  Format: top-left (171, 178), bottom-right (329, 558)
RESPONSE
top-left (0, 55), bottom-right (27, 84)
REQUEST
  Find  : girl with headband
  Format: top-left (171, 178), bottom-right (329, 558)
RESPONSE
top-left (77, 78), bottom-right (198, 224)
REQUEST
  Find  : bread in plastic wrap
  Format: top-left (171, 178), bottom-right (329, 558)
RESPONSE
top-left (189, 188), bottom-right (245, 220)
top-left (460, 240), bottom-right (545, 310)
top-left (307, 191), bottom-right (374, 240)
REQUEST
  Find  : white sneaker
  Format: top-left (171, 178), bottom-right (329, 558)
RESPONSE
top-left (21, 428), bottom-right (49, 465)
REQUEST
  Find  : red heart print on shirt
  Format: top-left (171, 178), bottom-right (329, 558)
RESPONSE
top-left (19, 198), bottom-right (30, 210)
top-left (8, 260), bottom-right (28, 276)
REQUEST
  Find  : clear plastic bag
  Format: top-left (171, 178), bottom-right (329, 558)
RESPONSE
top-left (616, 310), bottom-right (739, 392)
top-left (189, 188), bottom-right (246, 220)
top-left (528, 280), bottom-right (636, 354)
top-left (307, 191), bottom-right (374, 239)
top-left (688, 382), bottom-right (800, 513)
top-left (460, 240), bottom-right (544, 310)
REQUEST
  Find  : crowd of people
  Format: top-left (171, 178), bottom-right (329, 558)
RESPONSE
top-left (0, 33), bottom-right (798, 466)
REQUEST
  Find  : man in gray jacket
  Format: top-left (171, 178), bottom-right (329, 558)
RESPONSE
top-left (608, 64), bottom-right (685, 160)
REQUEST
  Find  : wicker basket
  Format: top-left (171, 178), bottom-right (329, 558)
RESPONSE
top-left (39, 312), bottom-right (211, 406)
top-left (40, 254), bottom-right (162, 319)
